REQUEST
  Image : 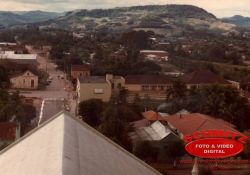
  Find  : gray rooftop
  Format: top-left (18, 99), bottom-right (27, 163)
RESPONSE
top-left (0, 111), bottom-right (162, 175)
top-left (78, 76), bottom-right (107, 83)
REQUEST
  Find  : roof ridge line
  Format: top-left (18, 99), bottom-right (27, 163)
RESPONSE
top-left (0, 110), bottom-right (65, 156)
top-left (64, 111), bottom-right (163, 175)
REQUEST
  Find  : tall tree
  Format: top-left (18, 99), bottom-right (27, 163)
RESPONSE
top-left (166, 79), bottom-right (187, 100)
top-left (78, 99), bottom-right (104, 127)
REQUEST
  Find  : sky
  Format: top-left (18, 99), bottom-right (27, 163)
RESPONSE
top-left (0, 0), bottom-right (250, 17)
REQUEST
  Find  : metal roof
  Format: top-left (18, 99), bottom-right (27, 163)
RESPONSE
top-left (0, 51), bottom-right (37, 60)
top-left (0, 111), bottom-right (162, 175)
top-left (78, 76), bottom-right (107, 84)
top-left (131, 121), bottom-right (174, 141)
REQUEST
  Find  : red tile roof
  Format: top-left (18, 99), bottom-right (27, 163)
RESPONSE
top-left (125, 75), bottom-right (171, 85)
top-left (164, 113), bottom-right (239, 135)
top-left (0, 122), bottom-right (16, 140)
top-left (182, 70), bottom-right (229, 85)
top-left (142, 110), bottom-right (165, 121)
top-left (71, 64), bottom-right (90, 71)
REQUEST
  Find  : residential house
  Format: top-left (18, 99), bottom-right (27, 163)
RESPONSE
top-left (140, 50), bottom-right (168, 62)
top-left (71, 64), bottom-right (91, 80)
top-left (182, 70), bottom-right (231, 89)
top-left (125, 75), bottom-right (172, 100)
top-left (130, 121), bottom-right (178, 143)
top-left (0, 111), bottom-right (162, 175)
top-left (130, 120), bottom-right (180, 162)
top-left (10, 70), bottom-right (38, 89)
top-left (164, 113), bottom-right (240, 139)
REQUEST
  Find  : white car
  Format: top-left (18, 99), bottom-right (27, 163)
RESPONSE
top-left (48, 76), bottom-right (53, 80)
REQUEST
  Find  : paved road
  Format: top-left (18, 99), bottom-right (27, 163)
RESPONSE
top-left (21, 46), bottom-right (77, 125)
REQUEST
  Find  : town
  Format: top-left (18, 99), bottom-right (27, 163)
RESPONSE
top-left (0, 3), bottom-right (250, 175)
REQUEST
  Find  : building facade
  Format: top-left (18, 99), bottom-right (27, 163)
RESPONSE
top-left (71, 64), bottom-right (91, 80)
top-left (182, 70), bottom-right (231, 89)
top-left (77, 74), bottom-right (125, 103)
top-left (125, 75), bottom-right (172, 101)
top-left (10, 70), bottom-right (38, 89)
top-left (106, 74), bottom-right (125, 93)
top-left (77, 76), bottom-right (112, 102)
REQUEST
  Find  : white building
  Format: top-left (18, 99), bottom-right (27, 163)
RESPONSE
top-left (0, 51), bottom-right (37, 64)
top-left (0, 111), bottom-right (162, 175)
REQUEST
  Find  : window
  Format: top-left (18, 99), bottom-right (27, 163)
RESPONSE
top-left (142, 85), bottom-right (149, 91)
top-left (94, 89), bottom-right (104, 94)
top-left (23, 79), bottom-right (25, 84)
top-left (151, 86), bottom-right (157, 91)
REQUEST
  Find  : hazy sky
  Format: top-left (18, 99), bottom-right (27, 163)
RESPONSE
top-left (0, 0), bottom-right (250, 17)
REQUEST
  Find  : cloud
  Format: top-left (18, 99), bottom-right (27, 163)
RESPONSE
top-left (0, 0), bottom-right (250, 17)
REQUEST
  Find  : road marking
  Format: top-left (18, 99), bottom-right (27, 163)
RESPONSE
top-left (38, 99), bottom-right (45, 126)
top-left (38, 98), bottom-right (67, 126)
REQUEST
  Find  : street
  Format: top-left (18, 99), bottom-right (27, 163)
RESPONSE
top-left (20, 45), bottom-right (77, 125)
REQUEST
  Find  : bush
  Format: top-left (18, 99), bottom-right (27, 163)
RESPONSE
top-left (78, 99), bottom-right (104, 127)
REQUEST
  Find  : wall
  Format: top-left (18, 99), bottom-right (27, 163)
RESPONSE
top-left (10, 72), bottom-right (38, 89)
top-left (71, 70), bottom-right (90, 79)
top-left (77, 82), bottom-right (112, 103)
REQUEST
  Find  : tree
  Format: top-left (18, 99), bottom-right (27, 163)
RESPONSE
top-left (0, 90), bottom-right (36, 135)
top-left (0, 65), bottom-right (9, 88)
top-left (164, 139), bottom-right (186, 166)
top-left (134, 141), bottom-right (158, 162)
top-left (99, 99), bottom-right (133, 151)
top-left (166, 79), bottom-right (187, 100)
top-left (78, 99), bottom-right (104, 127)
top-left (121, 30), bottom-right (152, 50)
top-left (196, 85), bottom-right (250, 130)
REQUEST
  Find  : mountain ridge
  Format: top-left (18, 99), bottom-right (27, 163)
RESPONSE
top-left (222, 15), bottom-right (250, 27)
top-left (0, 11), bottom-right (61, 27)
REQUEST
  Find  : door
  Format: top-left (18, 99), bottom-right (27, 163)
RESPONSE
top-left (31, 79), bottom-right (34, 88)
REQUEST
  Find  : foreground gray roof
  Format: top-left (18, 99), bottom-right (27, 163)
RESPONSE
top-left (0, 111), bottom-right (162, 175)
